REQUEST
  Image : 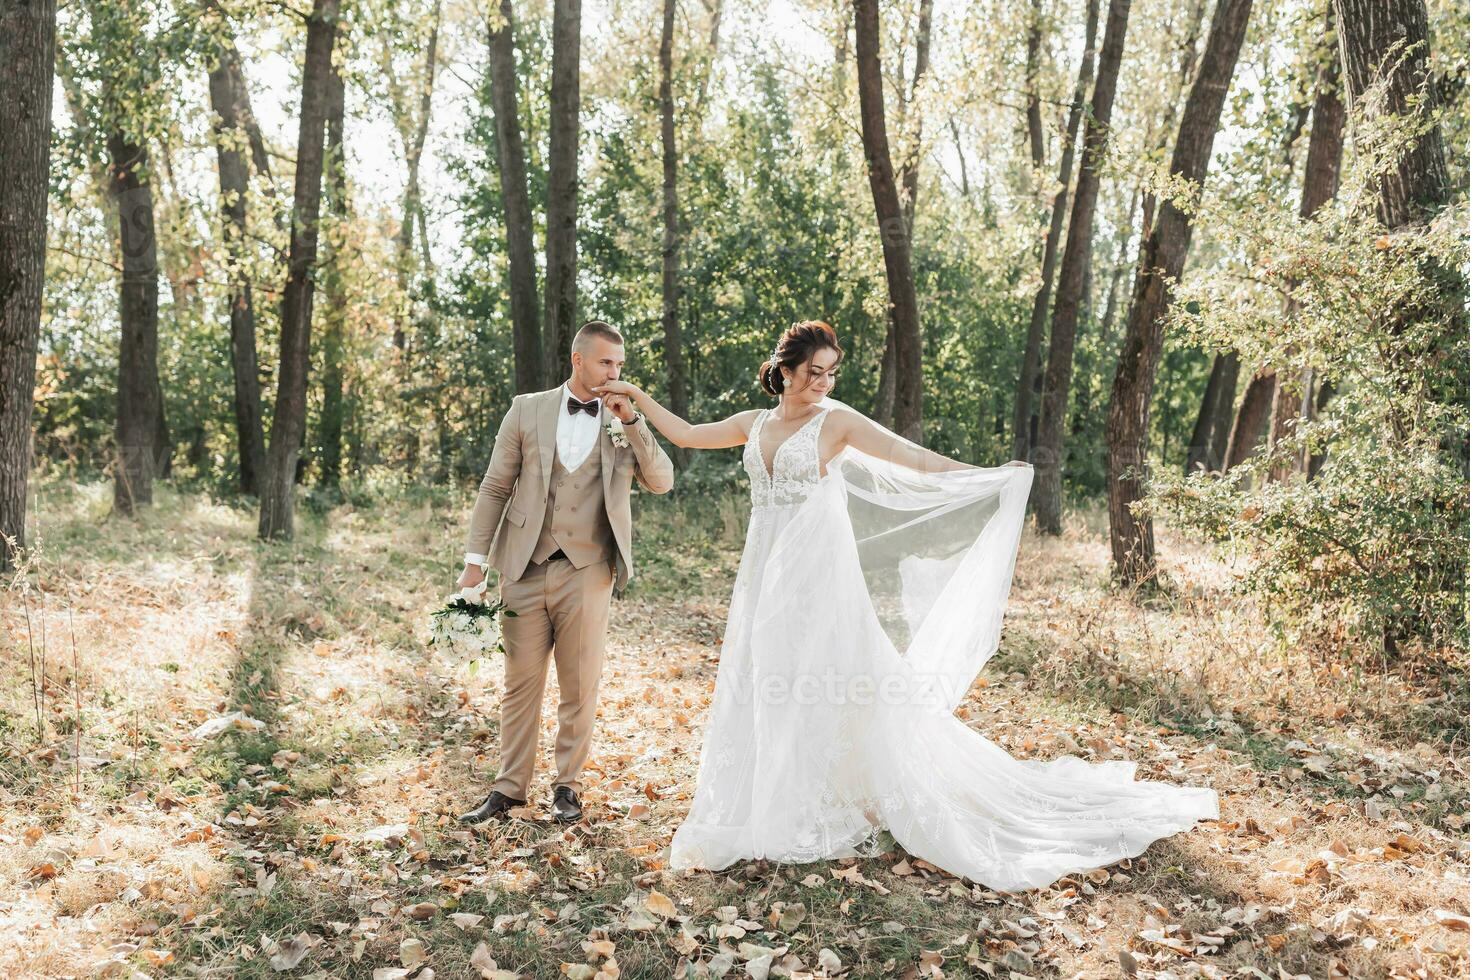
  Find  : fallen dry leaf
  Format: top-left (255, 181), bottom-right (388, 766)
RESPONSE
top-left (645, 890), bottom-right (678, 918)
top-left (264, 932), bottom-right (321, 972)
top-left (400, 937), bottom-right (428, 968)
top-left (1432, 910), bottom-right (1470, 931)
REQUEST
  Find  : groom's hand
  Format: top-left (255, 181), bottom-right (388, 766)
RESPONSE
top-left (458, 564), bottom-right (486, 590)
top-left (604, 393), bottom-right (637, 423)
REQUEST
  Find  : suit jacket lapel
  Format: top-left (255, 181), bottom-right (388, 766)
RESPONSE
top-left (599, 405), bottom-right (615, 496)
top-left (536, 386), bottom-right (560, 493)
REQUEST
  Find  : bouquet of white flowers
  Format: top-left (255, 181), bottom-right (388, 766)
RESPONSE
top-left (427, 573), bottom-right (516, 668)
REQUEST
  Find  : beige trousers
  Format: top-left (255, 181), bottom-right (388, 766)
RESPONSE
top-left (491, 556), bottom-right (614, 799)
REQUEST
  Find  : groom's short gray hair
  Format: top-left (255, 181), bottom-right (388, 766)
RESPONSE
top-left (573, 319), bottom-right (624, 353)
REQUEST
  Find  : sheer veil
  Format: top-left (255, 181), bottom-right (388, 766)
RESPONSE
top-left (816, 396), bottom-right (1032, 712)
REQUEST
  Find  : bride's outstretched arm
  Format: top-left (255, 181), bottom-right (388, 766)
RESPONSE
top-left (831, 410), bottom-right (1031, 473)
top-left (592, 380), bottom-right (759, 449)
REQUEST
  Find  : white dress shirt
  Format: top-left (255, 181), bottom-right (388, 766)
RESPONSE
top-left (556, 381), bottom-right (604, 472)
top-left (465, 383), bottom-right (602, 567)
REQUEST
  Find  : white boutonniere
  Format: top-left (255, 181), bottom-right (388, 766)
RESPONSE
top-left (604, 415), bottom-right (630, 448)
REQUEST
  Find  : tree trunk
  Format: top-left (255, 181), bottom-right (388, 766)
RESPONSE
top-left (1333, 0), bottom-right (1462, 651)
top-left (1107, 0), bottom-right (1253, 585)
top-left (384, 0), bottom-right (440, 352)
top-left (1332, 0), bottom-right (1449, 230)
top-left (1014, 0), bottom-right (1100, 468)
top-left (693, 0), bottom-right (724, 115)
top-left (1010, 0), bottom-right (1058, 461)
top-left (875, 0), bottom-right (932, 432)
top-left (1137, 0), bottom-right (1209, 248)
top-left (258, 0), bottom-right (340, 540)
top-left (659, 0), bottom-right (688, 467)
top-left (1223, 367), bottom-right (1274, 472)
top-left (854, 0), bottom-right (923, 443)
top-left (898, 0), bottom-right (933, 234)
top-left (1098, 184), bottom-right (1139, 347)
top-left (0, 0), bottom-right (56, 570)
top-left (1031, 0), bottom-right (1120, 534)
top-left (874, 325), bottom-right (896, 428)
top-left (206, 6), bottom-right (268, 496)
top-left (541, 0), bottom-right (582, 383)
top-left (107, 125), bottom-right (165, 515)
top-left (1184, 351), bottom-right (1229, 473)
top-left (488, 0), bottom-right (542, 394)
top-left (1205, 349), bottom-right (1239, 467)
top-left (1307, 377), bottom-right (1333, 479)
top-left (1268, 12), bottom-right (1345, 481)
top-left (1023, 0), bottom-right (1046, 179)
top-left (318, 55), bottom-right (348, 492)
top-left (948, 116), bottom-right (971, 197)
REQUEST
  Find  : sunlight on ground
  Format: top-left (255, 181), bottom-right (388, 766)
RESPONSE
top-left (1, 482), bottom-right (1467, 978)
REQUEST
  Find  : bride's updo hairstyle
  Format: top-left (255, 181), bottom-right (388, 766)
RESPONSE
top-left (759, 320), bottom-right (844, 396)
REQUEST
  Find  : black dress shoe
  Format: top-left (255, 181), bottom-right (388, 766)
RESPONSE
top-left (458, 790), bottom-right (526, 825)
top-left (551, 786), bottom-right (583, 823)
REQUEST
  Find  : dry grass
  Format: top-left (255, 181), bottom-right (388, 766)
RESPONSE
top-left (1, 479), bottom-right (1467, 979)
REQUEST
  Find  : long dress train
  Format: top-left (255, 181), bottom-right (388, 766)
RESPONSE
top-left (668, 403), bottom-right (1218, 893)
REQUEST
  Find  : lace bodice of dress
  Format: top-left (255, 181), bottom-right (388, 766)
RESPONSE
top-left (744, 407), bottom-right (830, 509)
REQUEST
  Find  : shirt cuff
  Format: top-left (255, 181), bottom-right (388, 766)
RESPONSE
top-left (464, 553), bottom-right (488, 567)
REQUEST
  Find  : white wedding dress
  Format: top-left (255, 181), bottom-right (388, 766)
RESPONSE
top-left (668, 402), bottom-right (1218, 892)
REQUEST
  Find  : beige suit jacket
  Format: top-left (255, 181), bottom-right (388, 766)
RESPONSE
top-left (465, 385), bottom-right (675, 595)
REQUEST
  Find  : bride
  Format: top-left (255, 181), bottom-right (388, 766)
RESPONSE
top-left (593, 320), bottom-right (1217, 892)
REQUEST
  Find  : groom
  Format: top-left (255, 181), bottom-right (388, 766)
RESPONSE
top-left (456, 320), bottom-right (675, 825)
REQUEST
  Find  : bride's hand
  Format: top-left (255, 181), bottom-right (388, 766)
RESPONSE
top-left (1004, 459), bottom-right (1030, 467)
top-left (592, 379), bottom-right (642, 400)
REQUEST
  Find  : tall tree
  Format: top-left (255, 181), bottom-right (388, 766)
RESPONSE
top-left (1225, 11), bottom-right (1345, 477)
top-left (63, 3), bottom-right (173, 505)
top-left (1009, 0), bottom-right (1056, 461)
top-left (1022, 0), bottom-right (1047, 179)
top-left (1267, 12), bottom-right (1346, 482)
top-left (854, 0), bottom-right (923, 442)
top-left (1097, 185), bottom-right (1139, 346)
top-left (380, 0), bottom-right (441, 352)
top-left (107, 106), bottom-right (166, 515)
top-left (1013, 0), bottom-right (1101, 466)
top-left (1333, 0), bottom-right (1449, 230)
top-left (1031, 0), bottom-right (1124, 534)
top-left (487, 0), bottom-right (541, 393)
top-left (542, 0), bottom-right (582, 382)
top-left (897, 0), bottom-right (932, 234)
top-left (1106, 0), bottom-right (1254, 585)
top-left (693, 0), bottom-right (724, 115)
top-left (0, 0), bottom-right (57, 569)
top-left (258, 0), bottom-right (341, 540)
top-left (318, 52), bottom-right (348, 492)
top-left (659, 0), bottom-right (688, 467)
top-left (1333, 0), bottom-right (1463, 648)
top-left (205, 3), bottom-right (269, 495)
top-left (873, 0), bottom-right (933, 431)
top-left (1138, 0), bottom-right (1210, 243)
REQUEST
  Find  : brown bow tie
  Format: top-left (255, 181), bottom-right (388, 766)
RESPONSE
top-left (567, 396), bottom-right (599, 417)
